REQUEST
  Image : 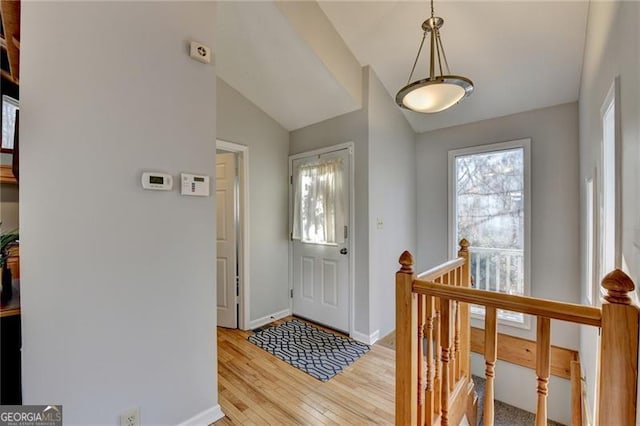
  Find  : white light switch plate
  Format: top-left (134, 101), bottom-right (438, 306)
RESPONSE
top-left (120, 407), bottom-right (140, 426)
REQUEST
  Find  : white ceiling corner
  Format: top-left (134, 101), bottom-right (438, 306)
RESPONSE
top-left (215, 1), bottom-right (361, 131)
top-left (319, 1), bottom-right (589, 133)
top-left (217, 1), bottom-right (589, 134)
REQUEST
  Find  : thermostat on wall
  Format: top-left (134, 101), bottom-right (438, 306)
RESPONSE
top-left (181, 173), bottom-right (210, 197)
top-left (141, 172), bottom-right (173, 191)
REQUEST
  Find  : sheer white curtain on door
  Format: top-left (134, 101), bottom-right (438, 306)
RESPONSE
top-left (292, 159), bottom-right (345, 244)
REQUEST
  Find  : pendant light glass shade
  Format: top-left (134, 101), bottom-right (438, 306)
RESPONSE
top-left (396, 2), bottom-right (473, 113)
top-left (398, 77), bottom-right (472, 113)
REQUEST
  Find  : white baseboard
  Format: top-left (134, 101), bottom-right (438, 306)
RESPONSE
top-left (248, 308), bottom-right (291, 330)
top-left (177, 404), bottom-right (224, 426)
top-left (350, 329), bottom-right (380, 345)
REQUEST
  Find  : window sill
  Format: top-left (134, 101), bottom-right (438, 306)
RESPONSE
top-left (470, 305), bottom-right (532, 331)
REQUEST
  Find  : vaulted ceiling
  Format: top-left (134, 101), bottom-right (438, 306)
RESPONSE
top-left (216, 1), bottom-right (589, 134)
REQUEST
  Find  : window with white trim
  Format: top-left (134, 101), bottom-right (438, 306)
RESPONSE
top-left (585, 177), bottom-right (594, 305)
top-left (292, 158), bottom-right (345, 245)
top-left (449, 139), bottom-right (531, 326)
top-left (600, 84), bottom-right (617, 281)
top-left (2, 95), bottom-right (19, 150)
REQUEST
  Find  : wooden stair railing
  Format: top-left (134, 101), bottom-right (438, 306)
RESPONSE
top-left (396, 240), bottom-right (476, 426)
top-left (598, 269), bottom-right (639, 424)
top-left (396, 240), bottom-right (639, 426)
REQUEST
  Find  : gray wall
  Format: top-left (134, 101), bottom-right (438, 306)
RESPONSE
top-left (290, 68), bottom-right (370, 336)
top-left (0, 153), bottom-right (12, 165)
top-left (290, 67), bottom-right (417, 340)
top-left (577, 1), bottom-right (640, 420)
top-left (0, 154), bottom-right (18, 231)
top-left (1, 183), bottom-right (19, 232)
top-left (416, 102), bottom-right (581, 322)
top-left (416, 102), bottom-right (580, 424)
top-left (216, 78), bottom-right (290, 325)
top-left (20, 3), bottom-right (219, 424)
top-left (367, 69), bottom-right (417, 338)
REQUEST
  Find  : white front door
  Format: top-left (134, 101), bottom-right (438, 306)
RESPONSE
top-left (290, 147), bottom-right (351, 332)
top-left (216, 152), bottom-right (237, 328)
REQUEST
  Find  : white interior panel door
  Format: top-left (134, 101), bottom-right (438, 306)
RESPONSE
top-left (291, 148), bottom-right (350, 332)
top-left (217, 152), bottom-right (237, 328)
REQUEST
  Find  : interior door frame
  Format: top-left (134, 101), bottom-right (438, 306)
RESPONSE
top-left (216, 139), bottom-right (250, 330)
top-left (288, 142), bottom-right (355, 336)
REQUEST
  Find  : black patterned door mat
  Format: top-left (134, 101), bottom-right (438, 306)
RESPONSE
top-left (247, 319), bottom-right (370, 381)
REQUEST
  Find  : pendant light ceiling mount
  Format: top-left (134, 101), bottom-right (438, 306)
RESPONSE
top-left (422, 16), bottom-right (443, 32)
top-left (396, 0), bottom-right (474, 114)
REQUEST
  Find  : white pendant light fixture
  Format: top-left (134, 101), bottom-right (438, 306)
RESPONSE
top-left (396, 0), bottom-right (473, 113)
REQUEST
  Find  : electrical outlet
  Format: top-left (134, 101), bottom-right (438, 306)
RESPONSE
top-left (120, 407), bottom-right (140, 426)
top-left (189, 41), bottom-right (212, 64)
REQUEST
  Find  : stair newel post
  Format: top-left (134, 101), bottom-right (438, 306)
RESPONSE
top-left (458, 239), bottom-right (471, 379)
top-left (535, 316), bottom-right (551, 426)
top-left (396, 251), bottom-right (418, 426)
top-left (484, 306), bottom-right (497, 426)
top-left (597, 269), bottom-right (639, 425)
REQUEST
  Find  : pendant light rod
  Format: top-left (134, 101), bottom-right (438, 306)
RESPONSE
top-left (429, 19), bottom-right (435, 80)
top-left (438, 31), bottom-right (451, 75)
top-left (406, 32), bottom-right (427, 84)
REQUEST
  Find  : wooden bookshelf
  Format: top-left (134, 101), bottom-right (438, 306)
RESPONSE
top-left (0, 0), bottom-right (21, 83)
top-left (0, 165), bottom-right (17, 184)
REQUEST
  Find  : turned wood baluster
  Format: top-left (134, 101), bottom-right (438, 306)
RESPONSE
top-left (535, 317), bottom-right (551, 426)
top-left (425, 295), bottom-right (435, 426)
top-left (434, 305), bottom-right (442, 414)
top-left (570, 359), bottom-right (582, 426)
top-left (454, 286), bottom-right (461, 381)
top-left (452, 268), bottom-right (460, 385)
top-left (417, 294), bottom-right (426, 426)
top-left (484, 306), bottom-right (497, 426)
top-left (449, 269), bottom-right (460, 388)
top-left (396, 251), bottom-right (417, 426)
top-left (433, 277), bottom-right (442, 414)
top-left (440, 298), bottom-right (452, 426)
top-left (597, 269), bottom-right (639, 425)
top-left (441, 272), bottom-right (456, 392)
top-left (450, 299), bottom-right (457, 392)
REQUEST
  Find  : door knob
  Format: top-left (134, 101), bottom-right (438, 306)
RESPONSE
top-left (339, 248), bottom-right (348, 255)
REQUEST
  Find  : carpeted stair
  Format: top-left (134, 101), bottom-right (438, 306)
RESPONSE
top-left (377, 332), bottom-right (566, 425)
top-left (472, 375), bottom-right (565, 426)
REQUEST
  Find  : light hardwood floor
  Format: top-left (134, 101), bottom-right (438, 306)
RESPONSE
top-left (214, 317), bottom-right (395, 425)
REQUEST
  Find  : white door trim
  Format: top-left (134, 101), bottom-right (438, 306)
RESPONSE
top-left (288, 142), bottom-right (355, 337)
top-left (216, 139), bottom-right (250, 330)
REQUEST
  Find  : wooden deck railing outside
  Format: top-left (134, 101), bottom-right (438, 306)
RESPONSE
top-left (396, 240), bottom-right (639, 426)
top-left (468, 246), bottom-right (524, 295)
